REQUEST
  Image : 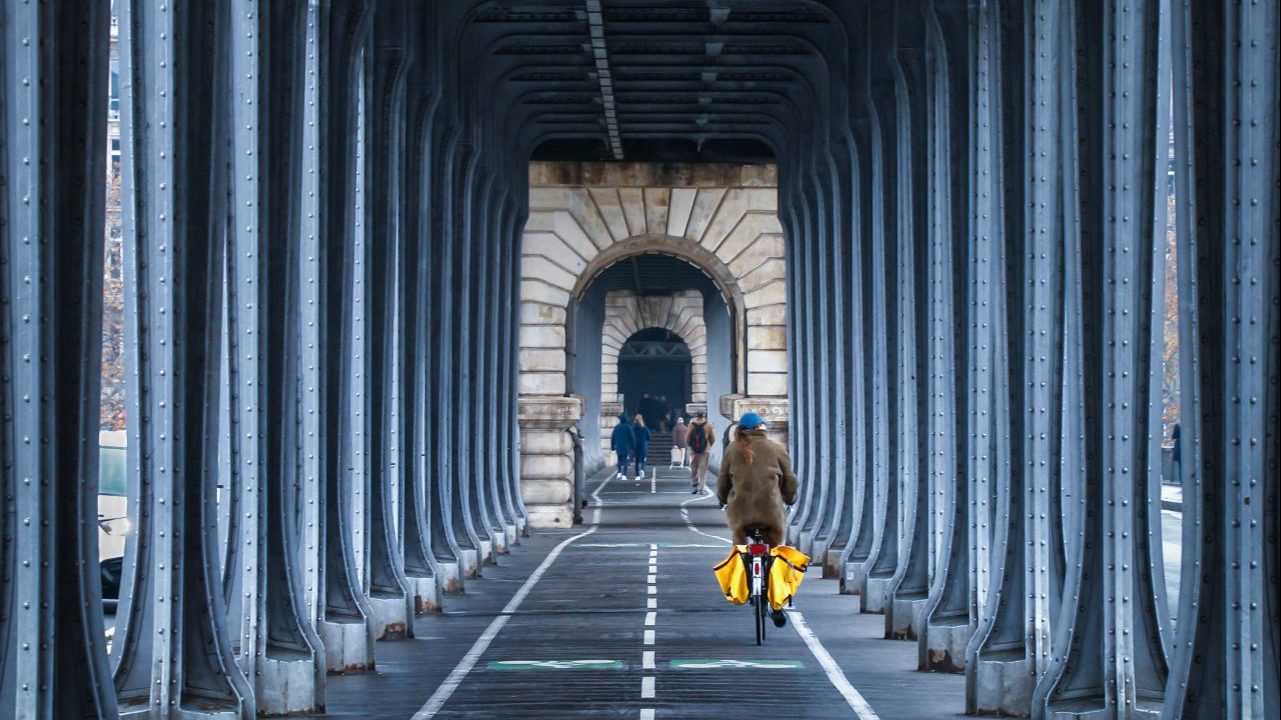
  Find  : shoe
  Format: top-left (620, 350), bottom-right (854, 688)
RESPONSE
top-left (771, 610), bottom-right (787, 628)
top-left (691, 487), bottom-right (698, 494)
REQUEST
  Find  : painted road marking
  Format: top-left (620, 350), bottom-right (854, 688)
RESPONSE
top-left (644, 629), bottom-right (655, 645)
top-left (412, 472), bottom-right (615, 719)
top-left (679, 491), bottom-right (731, 544)
top-left (640, 710), bottom-right (655, 720)
top-left (643, 651), bottom-right (655, 670)
top-left (487, 660), bottom-right (622, 671)
top-left (669, 659), bottom-right (805, 670)
top-left (790, 610), bottom-right (881, 720)
top-left (647, 574), bottom-right (657, 584)
top-left (647, 597), bottom-right (657, 609)
top-left (645, 611), bottom-right (656, 626)
top-left (576, 540), bottom-right (727, 545)
top-left (647, 585), bottom-right (656, 595)
top-left (641, 676), bottom-right (655, 699)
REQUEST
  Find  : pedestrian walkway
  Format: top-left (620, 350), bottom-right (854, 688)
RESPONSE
top-left (321, 467), bottom-right (965, 719)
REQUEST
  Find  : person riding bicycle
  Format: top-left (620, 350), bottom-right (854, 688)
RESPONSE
top-left (715, 412), bottom-right (797, 547)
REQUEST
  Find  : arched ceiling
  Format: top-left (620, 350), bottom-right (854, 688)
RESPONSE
top-left (437, 0), bottom-right (857, 165)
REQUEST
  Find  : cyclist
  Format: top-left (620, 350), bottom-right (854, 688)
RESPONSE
top-left (716, 412), bottom-right (798, 627)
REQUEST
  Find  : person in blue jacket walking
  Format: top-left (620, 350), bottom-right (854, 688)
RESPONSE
top-left (610, 412), bottom-right (635, 480)
top-left (631, 414), bottom-right (651, 482)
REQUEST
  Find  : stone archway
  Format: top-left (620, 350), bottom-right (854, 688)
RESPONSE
top-left (517, 161), bottom-right (790, 528)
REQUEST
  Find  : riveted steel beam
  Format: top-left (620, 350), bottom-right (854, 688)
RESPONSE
top-left (316, 0), bottom-right (377, 674)
top-left (919, 0), bottom-right (973, 675)
top-left (360, 0), bottom-right (416, 640)
top-left (112, 0), bottom-right (255, 715)
top-left (0, 1), bottom-right (116, 716)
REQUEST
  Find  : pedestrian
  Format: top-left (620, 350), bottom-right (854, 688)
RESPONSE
top-left (632, 414), bottom-right (651, 482)
top-left (672, 416), bottom-right (690, 467)
top-left (1171, 422), bottom-right (1182, 485)
top-left (687, 412), bottom-right (715, 494)
top-left (715, 411), bottom-right (798, 627)
top-left (610, 412), bottom-right (634, 480)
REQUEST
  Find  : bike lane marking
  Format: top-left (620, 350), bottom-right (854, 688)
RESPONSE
top-left (487, 660), bottom-right (623, 671)
top-left (412, 472), bottom-right (615, 720)
top-left (669, 659), bottom-right (804, 670)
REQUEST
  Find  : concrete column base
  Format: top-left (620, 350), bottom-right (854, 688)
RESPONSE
top-left (477, 538), bottom-right (494, 568)
top-left (258, 656), bottom-right (321, 715)
top-left (366, 595), bottom-right (410, 640)
top-left (922, 618), bottom-right (969, 672)
top-left (518, 395), bottom-right (583, 529)
top-left (887, 593), bottom-right (928, 640)
top-left (459, 547), bottom-right (480, 578)
top-left (973, 653), bottom-right (1031, 716)
top-left (502, 522), bottom-right (518, 548)
top-left (437, 560), bottom-right (462, 594)
top-left (842, 561), bottom-right (868, 596)
top-left (862, 574), bottom-right (892, 613)
top-left (407, 575), bottom-right (441, 614)
top-left (319, 619), bottom-right (374, 674)
top-left (822, 547), bottom-right (846, 578)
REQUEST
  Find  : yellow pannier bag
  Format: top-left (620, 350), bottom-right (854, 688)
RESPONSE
top-left (713, 544), bottom-right (810, 608)
top-left (767, 545), bottom-right (810, 611)
top-left (712, 546), bottom-right (750, 604)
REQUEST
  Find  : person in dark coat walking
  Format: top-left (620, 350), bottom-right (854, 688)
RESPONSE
top-left (610, 412), bottom-right (634, 480)
top-left (631, 414), bottom-right (651, 481)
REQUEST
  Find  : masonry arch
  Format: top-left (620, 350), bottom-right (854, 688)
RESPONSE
top-left (517, 162), bottom-right (790, 528)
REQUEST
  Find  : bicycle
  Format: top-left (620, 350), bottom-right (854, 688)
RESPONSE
top-left (743, 526), bottom-right (772, 645)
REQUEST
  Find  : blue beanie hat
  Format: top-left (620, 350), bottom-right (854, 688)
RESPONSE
top-left (738, 412), bottom-right (767, 430)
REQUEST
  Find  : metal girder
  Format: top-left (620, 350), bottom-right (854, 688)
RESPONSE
top-left (0, 1), bottom-right (116, 717)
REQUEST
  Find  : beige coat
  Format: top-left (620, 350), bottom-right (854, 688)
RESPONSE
top-left (715, 428), bottom-right (798, 544)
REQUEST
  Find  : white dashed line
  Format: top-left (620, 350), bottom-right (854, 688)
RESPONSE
top-left (645, 612), bottom-right (656, 626)
top-left (647, 586), bottom-right (656, 595)
top-left (640, 710), bottom-right (655, 720)
top-left (644, 629), bottom-right (655, 645)
top-left (643, 650), bottom-right (655, 669)
top-left (647, 598), bottom-right (657, 609)
top-left (641, 676), bottom-right (655, 699)
top-left (647, 574), bottom-right (657, 584)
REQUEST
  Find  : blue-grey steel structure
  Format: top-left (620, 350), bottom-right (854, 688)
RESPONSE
top-left (1, 1), bottom-right (1277, 718)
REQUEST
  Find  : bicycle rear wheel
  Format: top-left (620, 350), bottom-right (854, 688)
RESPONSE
top-left (754, 590), bottom-right (764, 645)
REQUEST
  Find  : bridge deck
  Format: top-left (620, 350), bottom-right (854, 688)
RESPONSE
top-left (321, 467), bottom-right (965, 719)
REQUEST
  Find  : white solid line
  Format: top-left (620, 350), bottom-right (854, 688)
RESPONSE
top-left (678, 492), bottom-right (732, 544)
top-left (640, 709), bottom-right (655, 720)
top-left (647, 598), bottom-right (657, 609)
top-left (789, 611), bottom-right (881, 720)
top-left (643, 630), bottom-right (655, 645)
top-left (641, 676), bottom-right (655, 699)
top-left (643, 650), bottom-right (655, 669)
top-left (645, 611), bottom-right (656, 626)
